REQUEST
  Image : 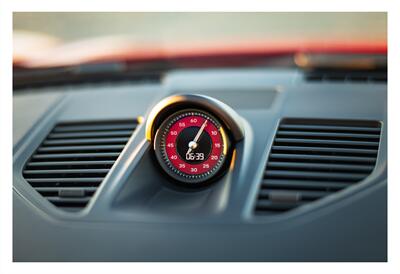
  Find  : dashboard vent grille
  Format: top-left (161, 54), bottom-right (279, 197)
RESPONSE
top-left (23, 119), bottom-right (139, 211)
top-left (304, 69), bottom-right (387, 83)
top-left (255, 118), bottom-right (381, 215)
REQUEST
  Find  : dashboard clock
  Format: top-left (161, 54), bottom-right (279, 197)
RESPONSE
top-left (146, 94), bottom-right (244, 186)
top-left (154, 110), bottom-right (228, 184)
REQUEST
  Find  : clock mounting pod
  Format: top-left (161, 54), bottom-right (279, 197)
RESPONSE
top-left (145, 94), bottom-right (244, 186)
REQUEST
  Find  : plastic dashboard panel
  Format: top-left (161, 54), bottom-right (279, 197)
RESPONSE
top-left (13, 68), bottom-right (387, 261)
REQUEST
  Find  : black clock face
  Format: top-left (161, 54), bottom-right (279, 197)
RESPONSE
top-left (175, 126), bottom-right (213, 164)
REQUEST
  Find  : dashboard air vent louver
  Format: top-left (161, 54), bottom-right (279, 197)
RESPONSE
top-left (255, 118), bottom-right (381, 215)
top-left (304, 69), bottom-right (387, 83)
top-left (23, 119), bottom-right (139, 211)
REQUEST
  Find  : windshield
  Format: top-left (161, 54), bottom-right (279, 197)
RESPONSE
top-left (14, 12), bottom-right (387, 68)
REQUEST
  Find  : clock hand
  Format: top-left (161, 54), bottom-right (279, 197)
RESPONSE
top-left (193, 119), bottom-right (208, 143)
top-left (186, 119), bottom-right (208, 155)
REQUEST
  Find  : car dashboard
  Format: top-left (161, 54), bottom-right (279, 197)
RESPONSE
top-left (13, 65), bottom-right (387, 261)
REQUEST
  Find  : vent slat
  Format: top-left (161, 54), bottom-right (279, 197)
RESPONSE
top-left (43, 137), bottom-right (130, 146)
top-left (26, 178), bottom-right (104, 187)
top-left (265, 170), bottom-right (366, 182)
top-left (32, 153), bottom-right (120, 161)
top-left (279, 124), bottom-right (381, 133)
top-left (258, 189), bottom-right (329, 201)
top-left (24, 169), bottom-right (110, 176)
top-left (255, 118), bottom-right (381, 215)
top-left (53, 124), bottom-right (137, 133)
top-left (268, 162), bottom-right (374, 173)
top-left (47, 196), bottom-right (92, 204)
top-left (272, 146), bottom-right (378, 156)
top-left (35, 187), bottom-right (98, 193)
top-left (274, 138), bottom-right (379, 148)
top-left (48, 130), bottom-right (134, 139)
top-left (262, 179), bottom-right (349, 191)
top-left (37, 145), bottom-right (125, 153)
top-left (276, 131), bottom-right (380, 141)
top-left (23, 119), bottom-right (138, 210)
top-left (269, 153), bottom-right (376, 164)
top-left (26, 161), bottom-right (115, 169)
top-left (27, 160), bottom-right (115, 167)
top-left (26, 178), bottom-right (104, 183)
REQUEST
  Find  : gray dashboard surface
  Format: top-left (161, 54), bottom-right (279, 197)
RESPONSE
top-left (13, 68), bottom-right (387, 261)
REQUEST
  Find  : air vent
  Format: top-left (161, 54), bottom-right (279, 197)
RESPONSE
top-left (304, 69), bottom-right (387, 83)
top-left (255, 118), bottom-right (381, 215)
top-left (23, 119), bottom-right (139, 211)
